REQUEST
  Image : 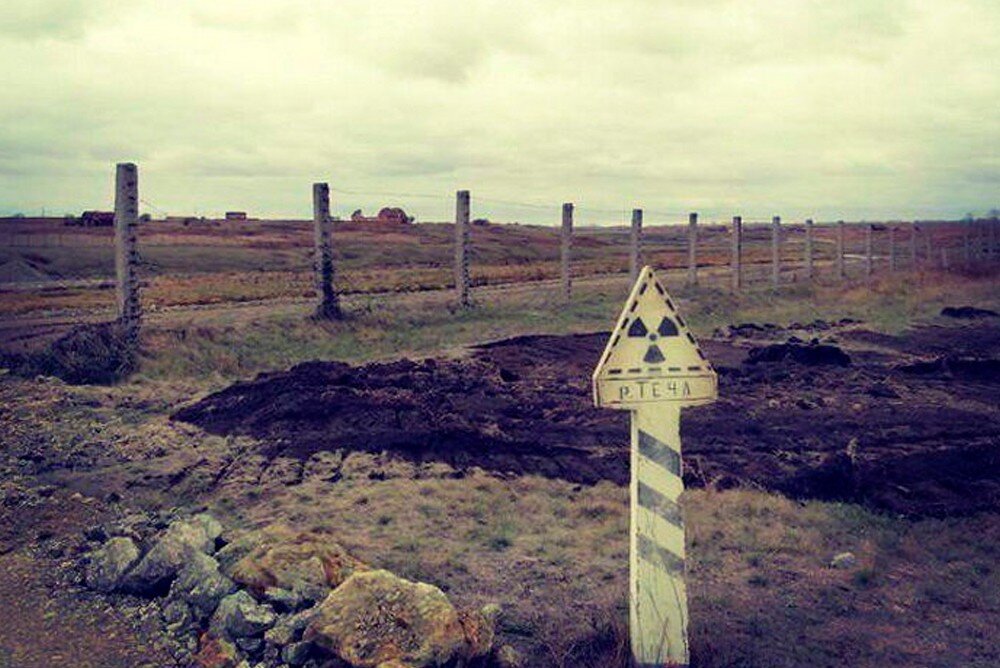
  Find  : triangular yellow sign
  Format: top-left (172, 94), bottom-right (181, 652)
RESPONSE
top-left (593, 266), bottom-right (717, 409)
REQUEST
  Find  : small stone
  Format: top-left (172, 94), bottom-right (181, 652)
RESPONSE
top-left (282, 641), bottom-right (315, 666)
top-left (495, 644), bottom-right (524, 668)
top-left (172, 552), bottom-right (238, 618)
top-left (211, 591), bottom-right (277, 640)
top-left (830, 552), bottom-right (857, 569)
top-left (85, 537), bottom-right (140, 593)
top-left (235, 636), bottom-right (265, 654)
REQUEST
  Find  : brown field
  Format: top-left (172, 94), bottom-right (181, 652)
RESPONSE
top-left (0, 215), bottom-right (997, 667)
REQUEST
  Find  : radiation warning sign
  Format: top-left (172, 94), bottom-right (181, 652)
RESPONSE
top-left (593, 265), bottom-right (717, 409)
top-left (593, 265), bottom-right (718, 668)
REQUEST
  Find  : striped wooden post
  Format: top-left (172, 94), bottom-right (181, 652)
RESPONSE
top-left (631, 406), bottom-right (688, 666)
top-left (593, 266), bottom-right (716, 668)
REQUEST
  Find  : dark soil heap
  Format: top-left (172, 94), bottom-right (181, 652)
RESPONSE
top-left (175, 323), bottom-right (1000, 518)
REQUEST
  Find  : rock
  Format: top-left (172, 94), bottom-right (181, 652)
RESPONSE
top-left (460, 604), bottom-right (500, 661)
top-left (163, 599), bottom-right (194, 633)
top-left (941, 306), bottom-right (998, 319)
top-left (495, 644), bottom-right (525, 668)
top-left (194, 632), bottom-right (241, 668)
top-left (263, 586), bottom-right (304, 612)
top-left (305, 569), bottom-right (492, 668)
top-left (867, 381), bottom-right (900, 399)
top-left (830, 552), bottom-right (857, 569)
top-left (172, 552), bottom-right (238, 618)
top-left (123, 515), bottom-right (224, 595)
top-left (226, 525), bottom-right (366, 605)
top-left (85, 536), bottom-right (140, 593)
top-left (746, 341), bottom-right (850, 367)
top-left (235, 636), bottom-right (264, 654)
top-left (211, 591), bottom-right (277, 640)
top-left (264, 609), bottom-right (315, 646)
top-left (282, 640), bottom-right (316, 666)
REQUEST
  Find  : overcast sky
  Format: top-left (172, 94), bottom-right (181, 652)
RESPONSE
top-left (1, 0), bottom-right (997, 224)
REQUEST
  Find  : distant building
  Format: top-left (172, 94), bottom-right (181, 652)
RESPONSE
top-left (225, 211), bottom-right (248, 221)
top-left (67, 211), bottom-right (114, 227)
top-left (350, 207), bottom-right (413, 224)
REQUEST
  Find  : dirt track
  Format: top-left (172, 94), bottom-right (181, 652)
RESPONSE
top-left (175, 318), bottom-right (1000, 517)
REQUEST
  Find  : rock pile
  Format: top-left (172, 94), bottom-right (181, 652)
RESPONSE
top-left (80, 514), bottom-right (501, 668)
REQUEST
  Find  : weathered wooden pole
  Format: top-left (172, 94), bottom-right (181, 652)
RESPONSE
top-left (771, 216), bottom-right (781, 288)
top-left (731, 215), bottom-right (742, 292)
top-left (561, 202), bottom-right (573, 301)
top-left (865, 224), bottom-right (874, 280)
top-left (455, 190), bottom-right (471, 308)
top-left (593, 266), bottom-right (717, 668)
top-left (630, 209), bottom-right (643, 283)
top-left (836, 220), bottom-right (846, 281)
top-left (114, 162), bottom-right (141, 350)
top-left (888, 226), bottom-right (897, 272)
top-left (312, 183), bottom-right (342, 319)
top-left (686, 212), bottom-right (698, 287)
top-left (804, 218), bottom-right (815, 281)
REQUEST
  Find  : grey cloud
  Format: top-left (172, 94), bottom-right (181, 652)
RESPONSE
top-left (0, 0), bottom-right (115, 40)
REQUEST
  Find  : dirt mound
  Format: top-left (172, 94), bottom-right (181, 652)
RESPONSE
top-left (745, 341), bottom-right (851, 366)
top-left (941, 306), bottom-right (999, 319)
top-left (174, 357), bottom-right (628, 486)
top-left (0, 257), bottom-right (53, 283)
top-left (898, 356), bottom-right (1000, 382)
top-left (2, 322), bottom-right (136, 385)
top-left (174, 326), bottom-right (999, 517)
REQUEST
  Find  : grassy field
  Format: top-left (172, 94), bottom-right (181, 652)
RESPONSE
top-left (1, 246), bottom-right (997, 666)
top-left (1, 216), bottom-right (970, 318)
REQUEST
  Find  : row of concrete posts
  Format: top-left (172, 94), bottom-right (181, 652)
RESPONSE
top-left (110, 167), bottom-right (1000, 337)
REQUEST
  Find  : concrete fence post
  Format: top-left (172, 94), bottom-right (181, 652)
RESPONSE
top-left (561, 202), bottom-right (573, 301)
top-left (804, 218), bottom-right (814, 281)
top-left (687, 212), bottom-right (698, 287)
top-left (964, 221), bottom-right (972, 265)
top-left (836, 220), bottom-right (846, 281)
top-left (630, 209), bottom-right (643, 283)
top-left (771, 216), bottom-right (781, 288)
top-left (731, 215), bottom-right (743, 292)
top-left (312, 183), bottom-right (342, 319)
top-left (889, 226), bottom-right (897, 272)
top-left (865, 224), bottom-right (874, 280)
top-left (455, 190), bottom-right (471, 308)
top-left (114, 162), bottom-right (141, 350)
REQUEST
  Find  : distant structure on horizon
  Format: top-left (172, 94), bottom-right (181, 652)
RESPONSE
top-left (225, 211), bottom-right (248, 221)
top-left (350, 207), bottom-right (413, 224)
top-left (66, 210), bottom-right (114, 227)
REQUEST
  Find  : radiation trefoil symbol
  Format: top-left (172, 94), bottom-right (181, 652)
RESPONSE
top-left (628, 316), bottom-right (680, 364)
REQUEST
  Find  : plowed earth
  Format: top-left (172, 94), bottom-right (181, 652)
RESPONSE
top-left (176, 320), bottom-right (1000, 517)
